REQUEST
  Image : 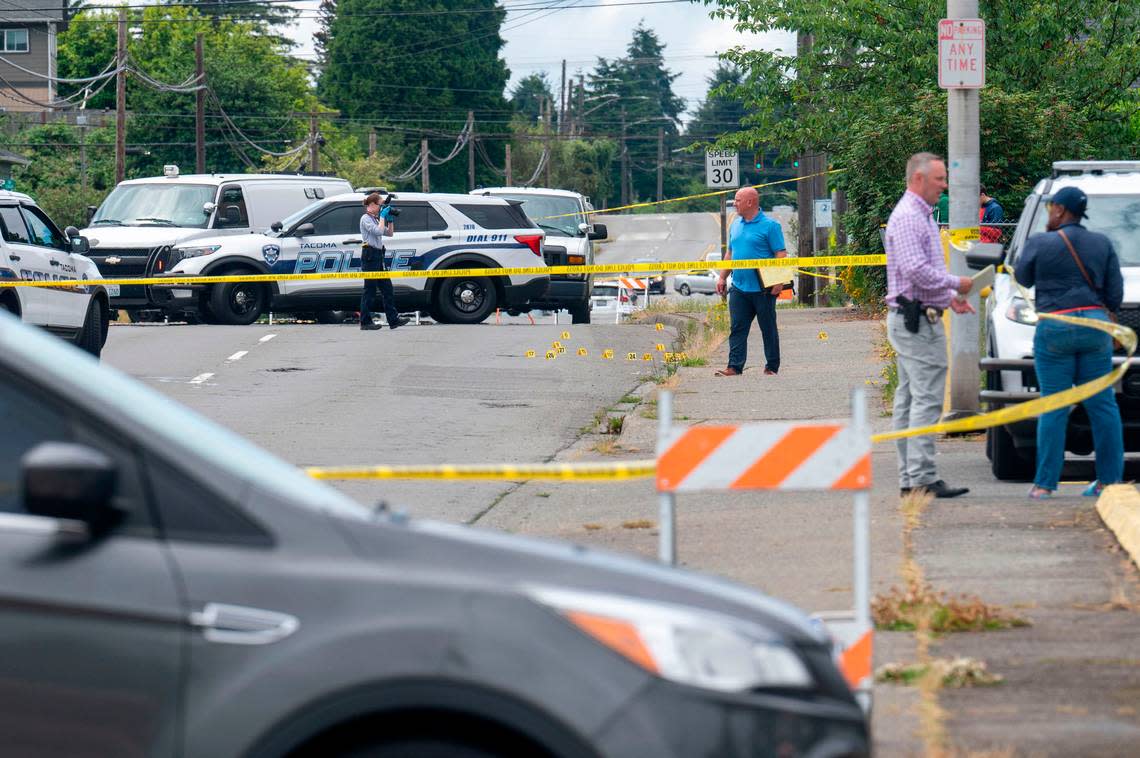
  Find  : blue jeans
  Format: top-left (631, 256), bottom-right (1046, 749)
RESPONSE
top-left (727, 286), bottom-right (779, 373)
top-left (1033, 310), bottom-right (1123, 490)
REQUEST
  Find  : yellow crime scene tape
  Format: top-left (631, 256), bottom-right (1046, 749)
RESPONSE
top-left (0, 254), bottom-right (887, 289)
top-left (306, 460), bottom-right (657, 481)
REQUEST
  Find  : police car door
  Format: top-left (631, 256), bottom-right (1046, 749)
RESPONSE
top-left (0, 204), bottom-right (51, 323)
top-left (385, 201), bottom-right (447, 296)
top-left (20, 204), bottom-right (84, 328)
top-left (278, 203), bottom-right (363, 299)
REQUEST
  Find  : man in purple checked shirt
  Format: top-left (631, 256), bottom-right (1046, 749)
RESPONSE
top-left (884, 152), bottom-right (975, 499)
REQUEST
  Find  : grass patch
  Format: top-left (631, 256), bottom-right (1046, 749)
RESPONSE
top-left (872, 582), bottom-right (1030, 633)
top-left (535, 492), bottom-right (551, 498)
top-left (605, 415), bottom-right (624, 435)
top-left (621, 519), bottom-right (654, 530)
top-left (619, 393), bottom-right (640, 405)
top-left (866, 321), bottom-right (898, 416)
top-left (876, 658), bottom-right (1005, 688)
top-left (592, 438), bottom-right (619, 455)
top-left (640, 408), bottom-right (657, 420)
top-left (680, 356), bottom-right (707, 367)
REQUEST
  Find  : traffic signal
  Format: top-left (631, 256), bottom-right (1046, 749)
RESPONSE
top-left (754, 152), bottom-right (763, 170)
top-left (793, 159), bottom-right (800, 168)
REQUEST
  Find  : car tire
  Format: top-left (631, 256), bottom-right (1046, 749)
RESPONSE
top-left (342, 740), bottom-right (502, 758)
top-left (197, 297), bottom-right (221, 325)
top-left (436, 275), bottom-right (497, 325)
top-left (678, 283), bottom-right (691, 296)
top-left (316, 310), bottom-right (348, 324)
top-left (570, 298), bottom-right (591, 324)
top-left (78, 298), bottom-right (104, 359)
top-left (209, 276), bottom-right (267, 326)
top-left (990, 423), bottom-right (1035, 481)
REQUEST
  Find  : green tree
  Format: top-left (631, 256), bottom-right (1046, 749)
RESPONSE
top-left (510, 73), bottom-right (555, 124)
top-left (9, 122), bottom-right (116, 228)
top-left (56, 7), bottom-right (313, 177)
top-left (319, 0), bottom-right (511, 191)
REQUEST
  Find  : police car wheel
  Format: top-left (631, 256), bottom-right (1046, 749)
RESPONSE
top-left (197, 296), bottom-right (221, 325)
top-left (78, 299), bottom-right (104, 359)
top-left (210, 280), bottom-right (266, 326)
top-left (438, 276), bottom-right (496, 325)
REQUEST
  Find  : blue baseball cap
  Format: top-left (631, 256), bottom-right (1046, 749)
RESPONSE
top-left (1049, 186), bottom-right (1089, 219)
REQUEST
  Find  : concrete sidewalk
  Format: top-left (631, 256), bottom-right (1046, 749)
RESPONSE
top-left (482, 306), bottom-right (1140, 756)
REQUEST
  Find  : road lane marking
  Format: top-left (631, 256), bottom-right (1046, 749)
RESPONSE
top-left (227, 350), bottom-right (248, 362)
top-left (259, 334), bottom-right (277, 343)
top-left (189, 372), bottom-right (214, 385)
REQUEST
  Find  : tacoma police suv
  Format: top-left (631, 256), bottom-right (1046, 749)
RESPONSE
top-left (152, 191), bottom-right (550, 325)
top-left (471, 187), bottom-right (605, 324)
top-left (967, 161), bottom-right (1140, 480)
top-left (0, 190), bottom-right (112, 357)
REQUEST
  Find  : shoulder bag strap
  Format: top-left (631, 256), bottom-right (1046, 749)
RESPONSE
top-left (1057, 228), bottom-right (1095, 290)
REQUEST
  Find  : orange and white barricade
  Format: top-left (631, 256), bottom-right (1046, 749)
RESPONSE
top-left (654, 389), bottom-right (874, 710)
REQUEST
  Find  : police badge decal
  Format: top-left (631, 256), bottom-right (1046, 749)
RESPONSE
top-left (261, 245), bottom-right (281, 265)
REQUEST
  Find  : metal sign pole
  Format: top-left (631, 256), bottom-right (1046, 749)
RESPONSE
top-left (657, 390), bottom-right (676, 565)
top-left (852, 387), bottom-right (871, 632)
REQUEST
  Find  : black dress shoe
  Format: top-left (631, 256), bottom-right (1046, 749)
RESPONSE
top-left (389, 316), bottom-right (410, 330)
top-left (360, 321), bottom-right (383, 331)
top-left (915, 480), bottom-right (969, 499)
top-left (900, 487), bottom-right (912, 497)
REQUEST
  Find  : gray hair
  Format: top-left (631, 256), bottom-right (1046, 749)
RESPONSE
top-left (906, 152), bottom-right (943, 183)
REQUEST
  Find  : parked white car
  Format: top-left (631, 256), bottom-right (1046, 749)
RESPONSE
top-left (82, 167), bottom-right (351, 320)
top-left (0, 191), bottom-right (111, 357)
top-left (969, 161), bottom-right (1140, 480)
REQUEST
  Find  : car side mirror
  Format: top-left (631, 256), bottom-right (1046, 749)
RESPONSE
top-left (202, 201), bottom-right (217, 216)
top-left (964, 242), bottom-right (1005, 271)
top-left (270, 221), bottom-right (283, 232)
top-left (66, 227), bottom-right (90, 255)
top-left (22, 442), bottom-right (121, 536)
top-left (85, 205), bottom-right (98, 225)
top-left (294, 222), bottom-right (315, 237)
top-left (588, 223), bottom-right (608, 241)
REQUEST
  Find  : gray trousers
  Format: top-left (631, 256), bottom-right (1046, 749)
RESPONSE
top-left (887, 310), bottom-right (947, 487)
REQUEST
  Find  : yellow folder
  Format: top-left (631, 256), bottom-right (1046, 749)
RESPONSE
top-left (758, 264), bottom-right (796, 288)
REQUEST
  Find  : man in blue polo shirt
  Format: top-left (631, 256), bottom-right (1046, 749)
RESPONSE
top-left (715, 186), bottom-right (787, 376)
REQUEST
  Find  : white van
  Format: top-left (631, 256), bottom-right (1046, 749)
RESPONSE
top-left (81, 167), bottom-right (351, 319)
top-left (0, 190), bottom-right (112, 357)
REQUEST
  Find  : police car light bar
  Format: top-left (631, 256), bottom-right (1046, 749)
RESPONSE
top-left (164, 165), bottom-right (180, 178)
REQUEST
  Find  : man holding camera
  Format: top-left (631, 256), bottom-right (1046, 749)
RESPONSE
top-left (884, 152), bottom-right (973, 499)
top-left (359, 192), bottom-right (407, 331)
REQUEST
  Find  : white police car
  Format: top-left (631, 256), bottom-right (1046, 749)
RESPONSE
top-left (969, 161), bottom-right (1140, 480)
top-left (151, 192), bottom-right (549, 325)
top-left (0, 190), bottom-right (113, 357)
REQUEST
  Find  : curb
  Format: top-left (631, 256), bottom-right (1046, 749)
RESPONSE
top-left (1096, 484), bottom-right (1140, 568)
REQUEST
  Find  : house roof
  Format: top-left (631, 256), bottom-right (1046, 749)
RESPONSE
top-left (0, 0), bottom-right (65, 23)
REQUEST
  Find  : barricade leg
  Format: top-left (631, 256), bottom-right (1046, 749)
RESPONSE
top-left (657, 390), bottom-right (676, 564)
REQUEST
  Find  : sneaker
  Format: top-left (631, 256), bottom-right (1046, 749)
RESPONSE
top-left (389, 316), bottom-right (410, 330)
top-left (1028, 486), bottom-right (1053, 500)
top-left (913, 480), bottom-right (969, 499)
top-left (360, 322), bottom-right (383, 331)
top-left (1082, 481), bottom-right (1106, 497)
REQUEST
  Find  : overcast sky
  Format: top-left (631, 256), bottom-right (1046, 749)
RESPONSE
top-left (285, 0), bottom-right (794, 119)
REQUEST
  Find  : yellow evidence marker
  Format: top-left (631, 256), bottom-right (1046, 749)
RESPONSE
top-left (655, 343), bottom-right (666, 352)
top-left (577, 347), bottom-right (588, 357)
top-left (655, 323), bottom-right (664, 331)
top-left (545, 350), bottom-right (556, 360)
top-left (627, 352), bottom-right (637, 361)
top-left (818, 331), bottom-right (828, 341)
top-left (602, 349), bottom-right (614, 359)
top-left (642, 353), bottom-right (652, 361)
top-left (525, 350), bottom-right (536, 358)
top-left (561, 331), bottom-right (570, 339)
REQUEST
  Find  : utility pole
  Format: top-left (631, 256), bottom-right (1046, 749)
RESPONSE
top-left (656, 127), bottom-right (664, 202)
top-left (505, 142), bottom-right (512, 186)
top-left (114, 7), bottom-right (126, 184)
top-left (77, 114), bottom-right (88, 198)
top-left (813, 152), bottom-right (829, 283)
top-left (620, 107), bottom-right (629, 207)
top-left (466, 110), bottom-right (475, 191)
top-left (796, 152), bottom-right (816, 306)
top-left (420, 138), bottom-right (429, 192)
top-left (194, 33), bottom-right (205, 173)
top-left (291, 108), bottom-right (339, 175)
top-left (576, 76), bottom-right (584, 136)
top-left (368, 128), bottom-right (376, 158)
top-left (945, 3), bottom-right (982, 416)
top-left (558, 59), bottom-right (566, 135)
top-left (543, 98), bottom-right (552, 188)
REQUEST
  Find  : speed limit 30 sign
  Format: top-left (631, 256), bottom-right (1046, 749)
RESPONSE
top-left (705, 150), bottom-right (739, 189)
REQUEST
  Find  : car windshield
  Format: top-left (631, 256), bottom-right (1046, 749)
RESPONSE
top-left (272, 199), bottom-right (330, 236)
top-left (0, 312), bottom-right (372, 522)
top-left (1029, 194), bottom-right (1140, 266)
top-left (494, 194), bottom-right (582, 237)
top-left (91, 183), bottom-right (217, 228)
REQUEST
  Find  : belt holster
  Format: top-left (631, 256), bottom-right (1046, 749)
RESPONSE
top-left (898, 295), bottom-right (921, 334)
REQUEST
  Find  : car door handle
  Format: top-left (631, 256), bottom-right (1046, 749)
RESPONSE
top-left (49, 259), bottom-right (60, 266)
top-left (432, 233), bottom-right (451, 240)
top-left (342, 239), bottom-right (362, 245)
top-left (189, 602), bottom-right (299, 646)
top-left (8, 254), bottom-right (18, 261)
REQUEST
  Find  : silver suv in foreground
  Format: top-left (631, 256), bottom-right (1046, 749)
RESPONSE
top-left (0, 312), bottom-right (868, 757)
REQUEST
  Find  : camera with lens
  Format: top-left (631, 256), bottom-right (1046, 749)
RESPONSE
top-left (380, 193), bottom-right (400, 220)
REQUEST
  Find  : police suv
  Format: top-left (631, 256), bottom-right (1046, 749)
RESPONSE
top-left (0, 190), bottom-right (112, 357)
top-left (152, 192), bottom-right (549, 325)
top-left (968, 161), bottom-right (1140, 480)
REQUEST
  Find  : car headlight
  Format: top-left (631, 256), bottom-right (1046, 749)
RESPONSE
top-left (173, 244), bottom-right (222, 261)
top-left (1005, 296), bottom-right (1038, 325)
top-left (529, 586), bottom-right (814, 692)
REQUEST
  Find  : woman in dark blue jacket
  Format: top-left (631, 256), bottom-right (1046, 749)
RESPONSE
top-left (1014, 187), bottom-right (1124, 500)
